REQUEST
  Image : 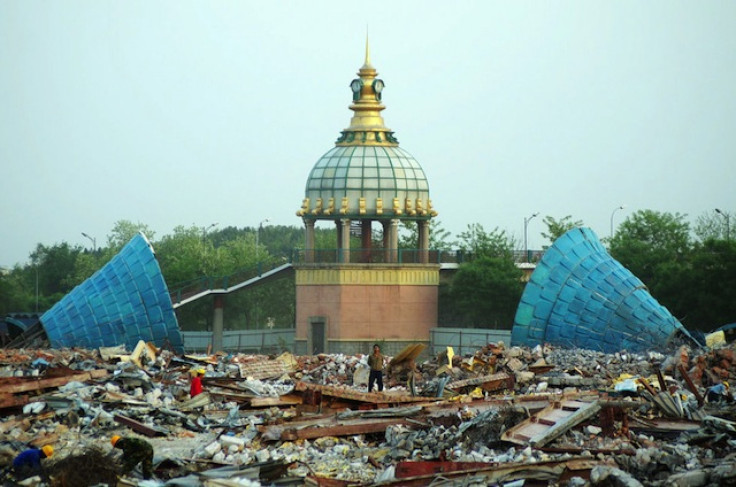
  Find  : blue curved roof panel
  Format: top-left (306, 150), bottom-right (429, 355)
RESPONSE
top-left (40, 233), bottom-right (183, 352)
top-left (511, 227), bottom-right (695, 353)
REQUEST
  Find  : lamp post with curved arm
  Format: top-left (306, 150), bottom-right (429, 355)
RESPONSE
top-left (523, 212), bottom-right (539, 263)
top-left (81, 232), bottom-right (96, 253)
top-left (202, 223), bottom-right (218, 239)
top-left (610, 205), bottom-right (626, 240)
top-left (716, 208), bottom-right (730, 242)
top-left (256, 218), bottom-right (270, 261)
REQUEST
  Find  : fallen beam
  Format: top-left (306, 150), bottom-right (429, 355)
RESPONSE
top-left (0, 393), bottom-right (29, 410)
top-left (294, 381), bottom-right (428, 404)
top-left (373, 457), bottom-right (602, 486)
top-left (250, 394), bottom-right (303, 408)
top-left (446, 372), bottom-right (513, 392)
top-left (0, 370), bottom-right (108, 395)
top-left (281, 418), bottom-right (416, 440)
top-left (502, 399), bottom-right (601, 447)
top-left (678, 364), bottom-right (705, 406)
top-left (113, 414), bottom-right (168, 437)
top-left (396, 461), bottom-right (496, 478)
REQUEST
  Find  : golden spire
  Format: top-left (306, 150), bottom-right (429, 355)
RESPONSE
top-left (362, 30), bottom-right (372, 69)
top-left (336, 39), bottom-right (398, 147)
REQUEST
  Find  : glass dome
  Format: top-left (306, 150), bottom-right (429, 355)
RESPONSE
top-left (305, 145), bottom-right (429, 217)
top-left (297, 47), bottom-right (436, 221)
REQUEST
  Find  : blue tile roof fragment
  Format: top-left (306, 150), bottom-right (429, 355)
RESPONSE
top-left (511, 227), bottom-right (696, 353)
top-left (40, 233), bottom-right (183, 352)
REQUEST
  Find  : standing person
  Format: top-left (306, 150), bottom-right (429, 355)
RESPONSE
top-left (190, 369), bottom-right (205, 398)
top-left (111, 436), bottom-right (154, 480)
top-left (368, 344), bottom-right (385, 392)
top-left (11, 445), bottom-right (53, 480)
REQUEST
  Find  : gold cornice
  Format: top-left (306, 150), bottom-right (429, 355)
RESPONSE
top-left (295, 266), bottom-right (440, 286)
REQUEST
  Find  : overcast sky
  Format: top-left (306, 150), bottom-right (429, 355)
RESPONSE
top-left (2, 1), bottom-right (735, 267)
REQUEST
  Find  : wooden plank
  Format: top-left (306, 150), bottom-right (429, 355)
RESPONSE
top-left (628, 416), bottom-right (701, 433)
top-left (678, 364), bottom-right (705, 406)
top-left (396, 461), bottom-right (496, 478)
top-left (0, 370), bottom-right (108, 395)
top-left (208, 391), bottom-right (255, 403)
top-left (250, 394), bottom-right (303, 408)
top-left (114, 413), bottom-right (168, 437)
top-left (238, 360), bottom-right (294, 380)
top-left (294, 381), bottom-right (427, 404)
top-left (446, 372), bottom-right (512, 392)
top-left (282, 418), bottom-right (415, 440)
top-left (389, 344), bottom-right (427, 367)
top-left (366, 458), bottom-right (601, 487)
top-left (0, 393), bottom-right (29, 409)
top-left (501, 400), bottom-right (601, 447)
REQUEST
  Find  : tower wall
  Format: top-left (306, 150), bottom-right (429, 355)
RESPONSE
top-left (295, 265), bottom-right (438, 355)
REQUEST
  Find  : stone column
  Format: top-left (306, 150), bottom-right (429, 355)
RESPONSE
top-left (304, 219), bottom-right (315, 263)
top-left (340, 219), bottom-right (351, 263)
top-left (389, 219), bottom-right (399, 263)
top-left (418, 220), bottom-right (430, 264)
top-left (212, 295), bottom-right (224, 352)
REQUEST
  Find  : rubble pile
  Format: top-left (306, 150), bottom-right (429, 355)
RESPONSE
top-left (45, 447), bottom-right (119, 487)
top-left (1, 339), bottom-right (736, 486)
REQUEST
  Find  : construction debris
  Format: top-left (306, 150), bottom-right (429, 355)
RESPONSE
top-left (1, 339), bottom-right (736, 486)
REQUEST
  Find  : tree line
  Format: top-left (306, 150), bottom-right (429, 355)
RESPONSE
top-left (1, 209), bottom-right (734, 333)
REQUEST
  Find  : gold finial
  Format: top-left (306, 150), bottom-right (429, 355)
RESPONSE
top-left (335, 37), bottom-right (398, 147)
top-left (363, 29), bottom-right (372, 68)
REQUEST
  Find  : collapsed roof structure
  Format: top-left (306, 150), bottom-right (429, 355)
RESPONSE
top-left (35, 233), bottom-right (183, 352)
top-left (511, 228), bottom-right (700, 353)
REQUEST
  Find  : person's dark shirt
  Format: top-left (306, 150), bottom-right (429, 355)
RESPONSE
top-left (13, 448), bottom-right (44, 470)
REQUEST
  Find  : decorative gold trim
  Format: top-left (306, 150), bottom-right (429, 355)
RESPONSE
top-left (296, 267), bottom-right (439, 286)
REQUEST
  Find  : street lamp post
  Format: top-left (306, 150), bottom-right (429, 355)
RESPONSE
top-left (256, 218), bottom-right (270, 261)
top-left (523, 212), bottom-right (539, 263)
top-left (81, 232), bottom-right (96, 253)
top-left (716, 208), bottom-right (730, 242)
top-left (202, 223), bottom-right (218, 239)
top-left (610, 205), bottom-right (626, 240)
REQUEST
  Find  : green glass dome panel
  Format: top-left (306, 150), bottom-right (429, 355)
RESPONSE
top-left (304, 145), bottom-right (431, 217)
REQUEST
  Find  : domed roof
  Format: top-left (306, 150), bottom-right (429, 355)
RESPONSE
top-left (297, 42), bottom-right (437, 221)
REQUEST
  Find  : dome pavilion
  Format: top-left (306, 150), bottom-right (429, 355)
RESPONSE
top-left (297, 40), bottom-right (437, 264)
top-left (293, 42), bottom-right (441, 357)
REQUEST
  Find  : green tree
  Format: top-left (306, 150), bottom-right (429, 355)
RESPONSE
top-left (155, 225), bottom-right (211, 286)
top-left (694, 209), bottom-right (732, 242)
top-left (30, 243), bottom-right (83, 307)
top-left (609, 210), bottom-right (691, 286)
top-left (0, 266), bottom-right (35, 315)
top-left (654, 239), bottom-right (736, 331)
top-left (449, 256), bottom-right (524, 328)
top-left (398, 219), bottom-right (456, 250)
top-left (440, 224), bottom-right (522, 328)
top-left (457, 223), bottom-right (515, 260)
top-left (541, 215), bottom-right (584, 246)
top-left (107, 220), bottom-right (156, 250)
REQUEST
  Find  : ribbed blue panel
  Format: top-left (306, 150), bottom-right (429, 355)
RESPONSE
top-left (40, 233), bottom-right (183, 352)
top-left (511, 228), bottom-right (693, 353)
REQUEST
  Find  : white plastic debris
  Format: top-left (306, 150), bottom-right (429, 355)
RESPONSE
top-left (23, 402), bottom-right (45, 414)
